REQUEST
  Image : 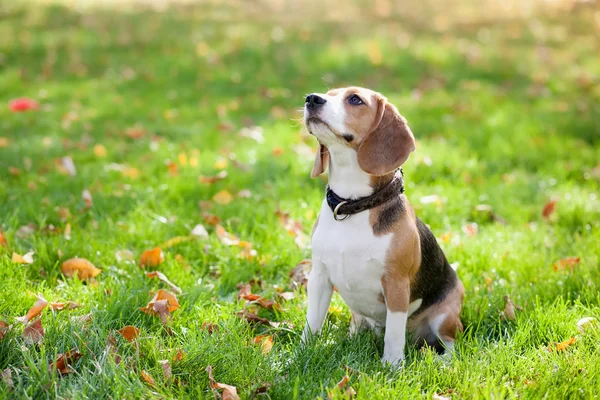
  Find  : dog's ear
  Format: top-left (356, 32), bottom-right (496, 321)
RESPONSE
top-left (311, 143), bottom-right (329, 178)
top-left (357, 98), bottom-right (415, 176)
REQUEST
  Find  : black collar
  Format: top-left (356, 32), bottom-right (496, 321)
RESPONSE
top-left (326, 169), bottom-right (405, 221)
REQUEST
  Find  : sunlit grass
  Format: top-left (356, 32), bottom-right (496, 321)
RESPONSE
top-left (0, 0), bottom-right (599, 399)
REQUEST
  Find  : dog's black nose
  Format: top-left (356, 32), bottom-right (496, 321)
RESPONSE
top-left (305, 94), bottom-right (327, 109)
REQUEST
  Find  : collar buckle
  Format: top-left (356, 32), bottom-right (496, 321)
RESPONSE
top-left (333, 201), bottom-right (350, 221)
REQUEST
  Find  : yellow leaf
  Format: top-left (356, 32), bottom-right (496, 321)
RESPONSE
top-left (93, 144), bottom-right (107, 157)
top-left (253, 335), bottom-right (274, 355)
top-left (214, 158), bottom-right (228, 169)
top-left (213, 190), bottom-right (233, 205)
top-left (139, 247), bottom-right (165, 268)
top-left (12, 251), bottom-right (35, 264)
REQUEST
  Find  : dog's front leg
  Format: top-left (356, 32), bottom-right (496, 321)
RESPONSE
top-left (381, 277), bottom-right (410, 367)
top-left (301, 260), bottom-right (333, 344)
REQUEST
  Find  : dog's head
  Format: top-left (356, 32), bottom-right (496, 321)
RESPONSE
top-left (304, 87), bottom-right (415, 178)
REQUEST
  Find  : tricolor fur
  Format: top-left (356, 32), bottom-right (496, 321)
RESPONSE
top-left (302, 87), bottom-right (464, 367)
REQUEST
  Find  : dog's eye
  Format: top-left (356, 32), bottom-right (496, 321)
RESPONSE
top-left (347, 94), bottom-right (363, 105)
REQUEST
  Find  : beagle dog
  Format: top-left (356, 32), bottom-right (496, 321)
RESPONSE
top-left (301, 87), bottom-right (464, 367)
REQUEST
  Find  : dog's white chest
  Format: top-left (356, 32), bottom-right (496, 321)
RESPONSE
top-left (312, 200), bottom-right (393, 322)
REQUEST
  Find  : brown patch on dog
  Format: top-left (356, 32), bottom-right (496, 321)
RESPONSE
top-left (357, 102), bottom-right (416, 176)
top-left (377, 292), bottom-right (385, 304)
top-left (407, 280), bottom-right (464, 351)
top-left (376, 202), bottom-right (421, 313)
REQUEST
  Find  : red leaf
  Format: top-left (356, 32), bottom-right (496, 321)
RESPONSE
top-left (542, 199), bottom-right (558, 219)
top-left (552, 257), bottom-right (580, 271)
top-left (9, 98), bottom-right (39, 112)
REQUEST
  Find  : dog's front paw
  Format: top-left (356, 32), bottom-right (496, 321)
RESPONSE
top-left (381, 352), bottom-right (405, 368)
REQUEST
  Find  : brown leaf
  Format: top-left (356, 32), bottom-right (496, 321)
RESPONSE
top-left (503, 295), bottom-right (516, 321)
top-left (140, 289), bottom-right (180, 322)
top-left (236, 310), bottom-right (270, 326)
top-left (139, 247), bottom-right (165, 268)
top-left (159, 360), bottom-right (172, 381)
top-left (553, 257), bottom-right (580, 271)
top-left (173, 349), bottom-right (185, 362)
top-left (145, 271), bottom-right (183, 294)
top-left (275, 210), bottom-right (308, 249)
top-left (0, 321), bottom-right (10, 340)
top-left (213, 190), bottom-right (234, 205)
top-left (8, 166), bottom-right (21, 176)
top-left (16, 293), bottom-right (48, 323)
top-left (290, 259), bottom-right (312, 288)
top-left (61, 257), bottom-right (101, 279)
top-left (141, 370), bottom-right (156, 387)
top-left (51, 347), bottom-right (83, 375)
top-left (117, 326), bottom-right (140, 342)
top-left (126, 127), bottom-right (147, 139)
top-left (1, 368), bottom-right (13, 391)
top-left (203, 212), bottom-right (220, 226)
top-left (12, 251), bottom-right (35, 264)
top-left (542, 199), bottom-right (558, 219)
top-left (548, 336), bottom-right (577, 352)
top-left (0, 137), bottom-right (10, 148)
top-left (23, 317), bottom-right (44, 344)
top-left (201, 322), bottom-right (219, 334)
top-left (206, 365), bottom-right (240, 400)
top-left (253, 335), bottom-right (274, 355)
top-left (199, 170), bottom-right (228, 184)
top-left (49, 301), bottom-right (79, 311)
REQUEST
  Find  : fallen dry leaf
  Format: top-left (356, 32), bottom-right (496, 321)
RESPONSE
top-left (462, 223), bottom-right (478, 237)
top-left (237, 189), bottom-right (252, 198)
top-left (23, 317), bottom-right (44, 344)
top-left (17, 224), bottom-right (36, 238)
top-left (549, 336), bottom-right (577, 352)
top-left (167, 161), bottom-right (179, 176)
top-left (278, 292), bottom-right (296, 301)
top-left (60, 156), bottom-right (77, 176)
top-left (503, 295), bottom-right (516, 321)
top-left (117, 326), bottom-right (140, 342)
top-left (8, 166), bottom-right (21, 176)
top-left (200, 214), bottom-right (219, 228)
top-left (290, 259), bottom-right (312, 288)
top-left (432, 394), bottom-right (451, 400)
top-left (159, 360), bottom-right (172, 381)
top-left (253, 335), bottom-right (274, 355)
top-left (159, 236), bottom-right (193, 249)
top-left (141, 370), bottom-right (156, 387)
top-left (9, 98), bottom-right (39, 112)
top-left (105, 334), bottom-right (121, 365)
top-left (1, 368), bottom-right (13, 391)
top-left (49, 301), bottom-right (79, 311)
top-left (206, 365), bottom-right (240, 400)
top-left (115, 249), bottom-right (134, 263)
top-left (145, 271), bottom-right (182, 294)
top-left (332, 374), bottom-right (356, 398)
top-left (553, 257), bottom-right (580, 271)
top-left (62, 258), bottom-right (101, 279)
top-left (139, 247), bottom-right (165, 268)
top-left (93, 144), bottom-right (107, 157)
top-left (577, 317), bottom-right (598, 333)
top-left (0, 137), bottom-right (10, 148)
top-left (213, 190), bottom-right (234, 205)
top-left (173, 349), bottom-right (185, 362)
top-left (216, 225), bottom-right (240, 245)
top-left (50, 347), bottom-right (83, 375)
top-left (191, 224), bottom-right (209, 239)
top-left (0, 231), bottom-right (6, 247)
top-left (275, 210), bottom-right (309, 249)
top-left (199, 170), bottom-right (228, 184)
top-left (236, 310), bottom-right (271, 326)
top-left (201, 322), bottom-right (219, 334)
top-left (140, 289), bottom-right (180, 323)
top-left (542, 199), bottom-right (558, 220)
top-left (12, 251), bottom-right (35, 264)
top-left (0, 321), bottom-right (10, 340)
top-left (16, 293), bottom-right (48, 323)
top-left (82, 189), bottom-right (93, 208)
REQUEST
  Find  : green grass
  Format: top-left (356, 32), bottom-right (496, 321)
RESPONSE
top-left (1, 1), bottom-right (599, 398)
